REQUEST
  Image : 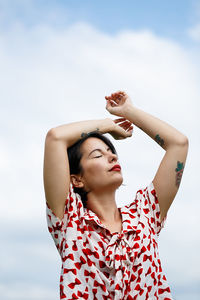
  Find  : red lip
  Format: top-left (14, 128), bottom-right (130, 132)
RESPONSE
top-left (109, 164), bottom-right (121, 172)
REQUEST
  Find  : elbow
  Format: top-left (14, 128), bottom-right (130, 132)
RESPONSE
top-left (173, 135), bottom-right (189, 154)
top-left (45, 128), bottom-right (60, 142)
top-left (165, 134), bottom-right (189, 153)
top-left (178, 135), bottom-right (189, 147)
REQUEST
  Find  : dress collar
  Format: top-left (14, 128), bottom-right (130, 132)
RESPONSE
top-left (82, 202), bottom-right (138, 235)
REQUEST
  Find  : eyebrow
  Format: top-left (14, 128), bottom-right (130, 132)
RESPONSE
top-left (88, 147), bottom-right (111, 157)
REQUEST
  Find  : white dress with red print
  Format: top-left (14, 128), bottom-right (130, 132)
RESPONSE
top-left (46, 182), bottom-right (173, 299)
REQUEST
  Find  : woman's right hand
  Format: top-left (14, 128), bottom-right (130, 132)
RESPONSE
top-left (105, 91), bottom-right (134, 118)
top-left (106, 117), bottom-right (134, 140)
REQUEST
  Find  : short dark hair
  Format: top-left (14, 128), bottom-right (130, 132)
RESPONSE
top-left (67, 131), bottom-right (117, 208)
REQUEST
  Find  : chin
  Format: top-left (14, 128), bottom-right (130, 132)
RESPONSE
top-left (111, 175), bottom-right (123, 189)
top-left (91, 175), bottom-right (123, 191)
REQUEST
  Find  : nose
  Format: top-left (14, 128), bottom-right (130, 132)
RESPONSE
top-left (108, 152), bottom-right (118, 163)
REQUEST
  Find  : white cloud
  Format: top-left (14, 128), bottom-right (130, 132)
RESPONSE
top-left (0, 282), bottom-right (58, 300)
top-left (187, 23), bottom-right (200, 42)
top-left (0, 20), bottom-right (199, 298)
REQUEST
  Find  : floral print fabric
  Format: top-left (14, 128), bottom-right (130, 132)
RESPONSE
top-left (46, 182), bottom-right (173, 299)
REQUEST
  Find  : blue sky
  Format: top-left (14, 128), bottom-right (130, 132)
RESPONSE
top-left (0, 1), bottom-right (200, 299)
top-left (0, 0), bottom-right (199, 43)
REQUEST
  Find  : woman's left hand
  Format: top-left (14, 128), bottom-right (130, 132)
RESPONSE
top-left (105, 90), bottom-right (133, 117)
top-left (108, 118), bottom-right (134, 140)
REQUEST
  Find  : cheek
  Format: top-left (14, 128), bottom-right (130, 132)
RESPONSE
top-left (91, 162), bottom-right (105, 174)
top-left (84, 160), bottom-right (105, 177)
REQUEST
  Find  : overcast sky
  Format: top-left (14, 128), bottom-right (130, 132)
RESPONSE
top-left (0, 1), bottom-right (200, 299)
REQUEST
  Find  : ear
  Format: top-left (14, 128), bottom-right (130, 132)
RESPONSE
top-left (70, 174), bottom-right (84, 189)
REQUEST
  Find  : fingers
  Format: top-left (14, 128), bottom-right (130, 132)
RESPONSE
top-left (121, 126), bottom-right (133, 138)
top-left (121, 122), bottom-right (133, 132)
top-left (106, 99), bottom-right (118, 107)
top-left (111, 90), bottom-right (126, 99)
top-left (121, 123), bottom-right (133, 131)
top-left (114, 118), bottom-right (132, 126)
top-left (110, 122), bottom-right (133, 140)
top-left (114, 118), bottom-right (134, 132)
top-left (114, 117), bottom-right (127, 123)
top-left (106, 94), bottom-right (121, 103)
top-left (105, 90), bottom-right (126, 103)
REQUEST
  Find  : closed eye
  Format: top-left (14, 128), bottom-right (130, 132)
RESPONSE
top-left (94, 155), bottom-right (102, 158)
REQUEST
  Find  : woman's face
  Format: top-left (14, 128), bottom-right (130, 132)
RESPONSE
top-left (79, 137), bottom-right (123, 193)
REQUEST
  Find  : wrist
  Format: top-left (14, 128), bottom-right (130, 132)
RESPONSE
top-left (122, 105), bottom-right (137, 122)
top-left (100, 118), bottom-right (115, 134)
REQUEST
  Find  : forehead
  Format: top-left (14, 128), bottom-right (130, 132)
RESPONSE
top-left (81, 137), bottom-right (109, 154)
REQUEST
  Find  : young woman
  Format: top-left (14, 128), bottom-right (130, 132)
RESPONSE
top-left (43, 91), bottom-right (188, 299)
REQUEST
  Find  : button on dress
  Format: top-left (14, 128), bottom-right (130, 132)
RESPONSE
top-left (46, 182), bottom-right (173, 299)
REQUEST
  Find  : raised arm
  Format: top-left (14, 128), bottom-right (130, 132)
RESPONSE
top-left (105, 91), bottom-right (189, 222)
top-left (43, 117), bottom-right (133, 219)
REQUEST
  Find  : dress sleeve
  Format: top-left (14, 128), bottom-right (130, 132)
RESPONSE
top-left (46, 183), bottom-right (83, 255)
top-left (135, 182), bottom-right (167, 235)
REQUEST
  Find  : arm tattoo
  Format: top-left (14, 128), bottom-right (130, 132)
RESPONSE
top-left (81, 128), bottom-right (100, 138)
top-left (175, 161), bottom-right (184, 187)
top-left (155, 134), bottom-right (165, 147)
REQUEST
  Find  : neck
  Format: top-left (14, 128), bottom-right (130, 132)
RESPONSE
top-left (86, 188), bottom-right (121, 223)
